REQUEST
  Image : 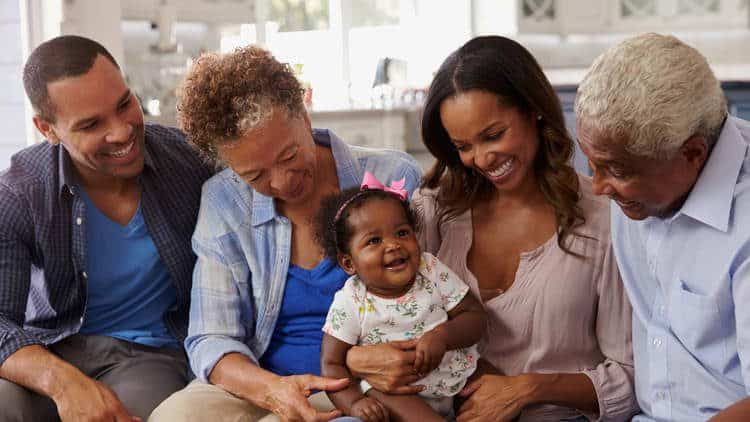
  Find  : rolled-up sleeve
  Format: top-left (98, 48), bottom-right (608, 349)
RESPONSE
top-left (184, 193), bottom-right (257, 382)
top-left (581, 239), bottom-right (639, 421)
top-left (0, 185), bottom-right (44, 365)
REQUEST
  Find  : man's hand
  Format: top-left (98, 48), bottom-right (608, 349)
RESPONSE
top-left (0, 345), bottom-right (139, 422)
top-left (53, 375), bottom-right (139, 422)
top-left (346, 340), bottom-right (424, 394)
top-left (263, 374), bottom-right (349, 422)
top-left (350, 396), bottom-right (389, 422)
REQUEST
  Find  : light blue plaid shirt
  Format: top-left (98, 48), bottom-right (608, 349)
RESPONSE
top-left (185, 129), bottom-right (422, 381)
top-left (613, 116), bottom-right (750, 421)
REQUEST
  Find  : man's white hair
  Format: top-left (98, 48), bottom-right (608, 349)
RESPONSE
top-left (575, 33), bottom-right (727, 158)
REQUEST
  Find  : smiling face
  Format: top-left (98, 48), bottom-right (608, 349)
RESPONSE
top-left (439, 89), bottom-right (540, 195)
top-left (33, 55), bottom-right (145, 187)
top-left (576, 120), bottom-right (707, 220)
top-left (338, 197), bottom-right (421, 298)
top-left (217, 108), bottom-right (318, 205)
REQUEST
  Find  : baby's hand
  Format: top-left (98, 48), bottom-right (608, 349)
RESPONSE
top-left (350, 396), bottom-right (389, 422)
top-left (414, 329), bottom-right (447, 376)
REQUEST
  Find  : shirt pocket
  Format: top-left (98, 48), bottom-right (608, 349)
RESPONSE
top-left (216, 232), bottom-right (251, 283)
top-left (669, 280), bottom-right (729, 367)
top-left (215, 232), bottom-right (256, 337)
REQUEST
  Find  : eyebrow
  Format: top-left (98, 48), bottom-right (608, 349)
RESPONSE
top-left (71, 90), bottom-right (132, 130)
top-left (592, 157), bottom-right (628, 168)
top-left (451, 122), bottom-right (505, 144)
top-left (576, 138), bottom-right (628, 168)
top-left (357, 220), bottom-right (410, 238)
top-left (237, 144), bottom-right (297, 178)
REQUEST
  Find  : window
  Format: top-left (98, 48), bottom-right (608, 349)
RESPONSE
top-left (269, 0), bottom-right (329, 31)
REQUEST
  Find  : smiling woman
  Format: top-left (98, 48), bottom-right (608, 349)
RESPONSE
top-left (150, 44), bottom-right (422, 422)
top-left (344, 35), bottom-right (639, 422)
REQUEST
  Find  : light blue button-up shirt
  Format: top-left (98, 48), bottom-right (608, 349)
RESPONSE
top-left (612, 116), bottom-right (750, 421)
top-left (185, 129), bottom-right (423, 381)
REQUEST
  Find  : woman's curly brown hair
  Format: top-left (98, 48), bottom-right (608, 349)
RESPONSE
top-left (177, 45), bottom-right (305, 161)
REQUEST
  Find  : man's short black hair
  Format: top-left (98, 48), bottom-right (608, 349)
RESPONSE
top-left (23, 35), bottom-right (119, 123)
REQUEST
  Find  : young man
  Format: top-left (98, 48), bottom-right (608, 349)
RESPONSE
top-left (0, 35), bottom-right (214, 420)
top-left (576, 33), bottom-right (750, 421)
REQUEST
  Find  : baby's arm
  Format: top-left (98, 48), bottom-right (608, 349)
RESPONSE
top-left (414, 292), bottom-right (486, 375)
top-left (321, 333), bottom-right (388, 421)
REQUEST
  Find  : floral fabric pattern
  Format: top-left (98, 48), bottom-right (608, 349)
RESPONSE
top-left (323, 252), bottom-right (478, 398)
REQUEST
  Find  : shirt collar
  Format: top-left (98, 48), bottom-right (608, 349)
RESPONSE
top-left (251, 129), bottom-right (360, 226)
top-left (676, 115), bottom-right (748, 232)
top-left (57, 134), bottom-right (156, 197)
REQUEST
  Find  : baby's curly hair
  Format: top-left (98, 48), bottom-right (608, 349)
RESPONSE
top-left (177, 45), bottom-right (305, 161)
top-left (315, 187), bottom-right (421, 261)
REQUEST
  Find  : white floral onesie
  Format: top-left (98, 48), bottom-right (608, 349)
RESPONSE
top-left (323, 252), bottom-right (479, 399)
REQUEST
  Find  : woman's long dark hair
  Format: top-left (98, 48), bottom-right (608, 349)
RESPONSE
top-left (421, 35), bottom-right (584, 255)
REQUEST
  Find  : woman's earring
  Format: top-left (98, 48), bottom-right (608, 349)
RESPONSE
top-left (537, 114), bottom-right (542, 121)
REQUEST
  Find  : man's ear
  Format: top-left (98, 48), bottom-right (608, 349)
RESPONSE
top-left (337, 253), bottom-right (357, 276)
top-left (32, 115), bottom-right (60, 145)
top-left (679, 136), bottom-right (709, 172)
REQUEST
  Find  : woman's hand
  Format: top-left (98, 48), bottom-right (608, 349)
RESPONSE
top-left (414, 330), bottom-right (447, 376)
top-left (263, 374), bottom-right (349, 422)
top-left (456, 374), bottom-right (536, 422)
top-left (350, 396), bottom-right (390, 422)
top-left (346, 340), bottom-right (424, 394)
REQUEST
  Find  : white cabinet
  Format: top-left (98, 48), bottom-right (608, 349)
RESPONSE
top-left (310, 108), bottom-right (423, 152)
top-left (121, 0), bottom-right (254, 24)
top-left (310, 107), bottom-right (434, 170)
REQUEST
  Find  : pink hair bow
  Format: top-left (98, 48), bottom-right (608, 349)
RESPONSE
top-left (361, 171), bottom-right (407, 201)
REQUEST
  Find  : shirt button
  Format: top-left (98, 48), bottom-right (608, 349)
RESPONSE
top-left (76, 217), bottom-right (82, 225)
top-left (656, 391), bottom-right (666, 400)
top-left (652, 338), bottom-right (662, 348)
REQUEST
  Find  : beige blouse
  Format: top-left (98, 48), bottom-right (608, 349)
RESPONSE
top-left (412, 176), bottom-right (637, 421)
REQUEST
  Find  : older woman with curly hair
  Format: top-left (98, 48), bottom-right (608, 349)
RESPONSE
top-left (149, 45), bottom-right (421, 421)
top-left (346, 36), bottom-right (639, 421)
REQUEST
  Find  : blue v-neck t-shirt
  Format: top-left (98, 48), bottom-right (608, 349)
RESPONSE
top-left (259, 258), bottom-right (347, 376)
top-left (78, 189), bottom-right (179, 348)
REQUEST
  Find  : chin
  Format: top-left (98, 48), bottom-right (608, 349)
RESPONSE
top-left (621, 209), bottom-right (650, 221)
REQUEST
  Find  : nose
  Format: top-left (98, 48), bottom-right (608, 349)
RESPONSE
top-left (384, 238), bottom-right (402, 252)
top-left (269, 168), bottom-right (292, 193)
top-left (591, 169), bottom-right (615, 196)
top-left (105, 118), bottom-right (133, 144)
top-left (472, 144), bottom-right (496, 172)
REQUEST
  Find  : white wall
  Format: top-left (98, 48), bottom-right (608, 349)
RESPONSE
top-left (61, 0), bottom-right (123, 67)
top-left (0, 0), bottom-right (28, 170)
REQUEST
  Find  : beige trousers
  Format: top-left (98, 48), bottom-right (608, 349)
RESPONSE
top-left (149, 379), bottom-right (338, 422)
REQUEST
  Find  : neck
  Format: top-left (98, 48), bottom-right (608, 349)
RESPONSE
top-left (366, 279), bottom-right (415, 299)
top-left (488, 169), bottom-right (547, 208)
top-left (279, 144), bottom-right (339, 218)
top-left (73, 166), bottom-right (139, 195)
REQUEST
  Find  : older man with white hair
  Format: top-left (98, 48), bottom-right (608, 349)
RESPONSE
top-left (575, 33), bottom-right (750, 421)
